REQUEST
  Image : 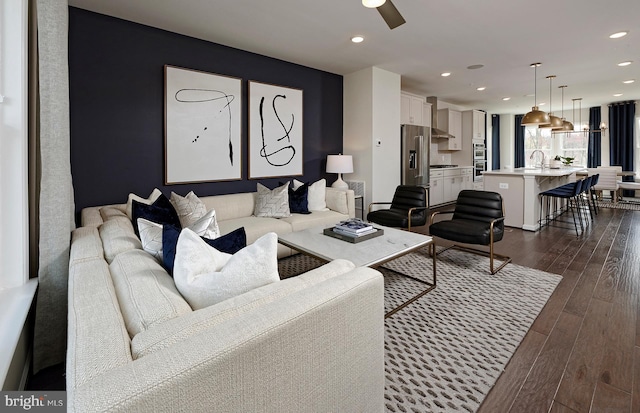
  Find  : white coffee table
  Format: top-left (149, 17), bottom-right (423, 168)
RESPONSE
top-left (278, 225), bottom-right (436, 317)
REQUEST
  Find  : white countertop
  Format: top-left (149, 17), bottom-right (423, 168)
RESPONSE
top-left (430, 165), bottom-right (473, 170)
top-left (483, 166), bottom-right (585, 177)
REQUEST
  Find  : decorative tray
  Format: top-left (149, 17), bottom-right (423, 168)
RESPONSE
top-left (323, 227), bottom-right (384, 243)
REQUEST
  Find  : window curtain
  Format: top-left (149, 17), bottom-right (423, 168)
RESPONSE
top-left (609, 101), bottom-right (636, 197)
top-left (32, 0), bottom-right (75, 373)
top-left (491, 114), bottom-right (500, 170)
top-left (514, 114), bottom-right (525, 168)
top-left (587, 106), bottom-right (601, 167)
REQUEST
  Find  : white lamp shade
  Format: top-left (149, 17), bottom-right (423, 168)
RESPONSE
top-left (326, 155), bottom-right (353, 174)
top-left (362, 0), bottom-right (386, 8)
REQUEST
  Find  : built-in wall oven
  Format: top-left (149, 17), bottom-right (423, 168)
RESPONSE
top-left (472, 142), bottom-right (486, 181)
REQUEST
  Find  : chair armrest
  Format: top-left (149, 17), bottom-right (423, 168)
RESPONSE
top-left (429, 210), bottom-right (454, 226)
top-left (367, 202), bottom-right (393, 213)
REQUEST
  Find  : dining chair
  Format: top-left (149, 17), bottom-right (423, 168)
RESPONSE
top-left (592, 167), bottom-right (619, 203)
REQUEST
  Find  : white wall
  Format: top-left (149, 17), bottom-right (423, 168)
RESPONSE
top-left (344, 67), bottom-right (401, 209)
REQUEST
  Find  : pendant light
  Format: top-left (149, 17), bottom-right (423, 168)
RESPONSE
top-left (521, 63), bottom-right (551, 126)
top-left (539, 75), bottom-right (563, 129)
top-left (572, 98), bottom-right (584, 135)
top-left (558, 85), bottom-right (574, 132)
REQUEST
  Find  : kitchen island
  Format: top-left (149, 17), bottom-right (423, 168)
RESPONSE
top-left (483, 166), bottom-right (585, 231)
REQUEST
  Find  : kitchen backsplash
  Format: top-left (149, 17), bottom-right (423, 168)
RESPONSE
top-left (430, 143), bottom-right (452, 165)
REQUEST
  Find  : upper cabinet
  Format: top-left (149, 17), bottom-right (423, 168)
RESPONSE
top-left (401, 92), bottom-right (426, 126)
top-left (423, 102), bottom-right (432, 128)
top-left (437, 108), bottom-right (462, 151)
top-left (462, 110), bottom-right (486, 142)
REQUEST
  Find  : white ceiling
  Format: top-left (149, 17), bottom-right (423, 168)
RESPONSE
top-left (68, 0), bottom-right (640, 115)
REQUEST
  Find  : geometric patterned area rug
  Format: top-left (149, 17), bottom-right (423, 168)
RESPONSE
top-left (596, 199), bottom-right (640, 211)
top-left (279, 247), bottom-right (562, 413)
top-left (380, 248), bottom-right (561, 412)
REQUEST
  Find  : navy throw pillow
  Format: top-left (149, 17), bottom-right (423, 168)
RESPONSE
top-left (287, 182), bottom-right (311, 214)
top-left (131, 194), bottom-right (181, 237)
top-left (162, 226), bottom-right (247, 275)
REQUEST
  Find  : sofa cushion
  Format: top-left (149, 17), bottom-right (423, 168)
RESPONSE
top-left (170, 191), bottom-right (208, 228)
top-left (99, 219), bottom-right (142, 264)
top-left (200, 192), bottom-right (256, 221)
top-left (173, 230), bottom-right (280, 310)
top-left (162, 226), bottom-right (247, 275)
top-left (217, 216), bottom-right (292, 244)
top-left (137, 209), bottom-right (221, 263)
top-left (67, 258), bottom-right (133, 389)
top-left (280, 210), bottom-right (350, 232)
top-left (126, 188), bottom-right (162, 219)
top-left (325, 187), bottom-right (349, 215)
top-left (131, 194), bottom-right (181, 236)
top-left (254, 182), bottom-right (291, 218)
top-left (131, 259), bottom-right (356, 359)
top-left (287, 182), bottom-right (311, 214)
top-left (100, 205), bottom-right (129, 224)
top-left (70, 226), bottom-right (104, 264)
top-left (294, 178), bottom-right (327, 211)
top-left (109, 249), bottom-right (192, 337)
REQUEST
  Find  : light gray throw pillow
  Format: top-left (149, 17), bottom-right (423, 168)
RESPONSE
top-left (254, 182), bottom-right (291, 218)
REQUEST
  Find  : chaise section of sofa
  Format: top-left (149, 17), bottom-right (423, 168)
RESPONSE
top-left (68, 188), bottom-right (384, 412)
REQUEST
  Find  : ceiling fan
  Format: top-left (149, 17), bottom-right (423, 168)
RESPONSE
top-left (363, 0), bottom-right (406, 30)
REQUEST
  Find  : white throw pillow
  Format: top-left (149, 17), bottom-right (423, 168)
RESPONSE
top-left (254, 182), bottom-right (291, 218)
top-left (170, 191), bottom-right (208, 228)
top-left (294, 178), bottom-right (328, 211)
top-left (173, 229), bottom-right (280, 309)
top-left (126, 188), bottom-right (162, 219)
top-left (137, 209), bottom-right (220, 263)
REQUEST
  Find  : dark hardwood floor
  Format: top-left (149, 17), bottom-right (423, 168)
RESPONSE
top-left (416, 205), bottom-right (640, 413)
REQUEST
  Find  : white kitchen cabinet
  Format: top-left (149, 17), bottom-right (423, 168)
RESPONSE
top-left (443, 169), bottom-right (463, 203)
top-left (462, 110), bottom-right (486, 142)
top-left (437, 109), bottom-right (462, 151)
top-left (461, 167), bottom-right (473, 190)
top-left (401, 93), bottom-right (425, 126)
top-left (429, 170), bottom-right (444, 206)
top-left (423, 102), bottom-right (432, 128)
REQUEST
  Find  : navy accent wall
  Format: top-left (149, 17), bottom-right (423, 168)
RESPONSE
top-left (68, 7), bottom-right (343, 213)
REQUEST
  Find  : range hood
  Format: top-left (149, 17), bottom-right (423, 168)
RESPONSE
top-left (426, 96), bottom-right (454, 139)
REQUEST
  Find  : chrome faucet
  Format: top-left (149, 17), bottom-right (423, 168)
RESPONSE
top-left (530, 150), bottom-right (546, 168)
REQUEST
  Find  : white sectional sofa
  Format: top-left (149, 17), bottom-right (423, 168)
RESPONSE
top-left (68, 188), bottom-right (384, 412)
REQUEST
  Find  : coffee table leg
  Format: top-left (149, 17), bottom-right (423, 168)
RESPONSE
top-left (382, 241), bottom-right (436, 318)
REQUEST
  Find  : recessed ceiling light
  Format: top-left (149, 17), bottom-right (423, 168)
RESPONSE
top-left (538, 102), bottom-right (546, 106)
top-left (441, 72), bottom-right (451, 77)
top-left (623, 79), bottom-right (635, 84)
top-left (613, 93), bottom-right (623, 97)
top-left (362, 0), bottom-right (385, 8)
top-left (618, 61), bottom-right (632, 67)
top-left (476, 87), bottom-right (486, 91)
top-left (351, 36), bottom-right (364, 43)
top-left (467, 64), bottom-right (484, 70)
top-left (609, 31), bottom-right (628, 39)
top-left (502, 97), bottom-right (511, 101)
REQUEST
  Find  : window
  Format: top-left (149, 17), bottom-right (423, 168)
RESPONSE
top-left (559, 131), bottom-right (588, 167)
top-left (524, 126), bottom-right (589, 167)
top-left (524, 127), bottom-right (552, 167)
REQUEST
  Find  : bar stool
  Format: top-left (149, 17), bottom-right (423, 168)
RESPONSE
top-left (539, 179), bottom-right (585, 236)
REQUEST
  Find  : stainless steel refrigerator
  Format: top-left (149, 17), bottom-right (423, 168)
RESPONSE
top-left (401, 124), bottom-right (430, 188)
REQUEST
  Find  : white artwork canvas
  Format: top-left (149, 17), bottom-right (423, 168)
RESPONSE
top-left (248, 81), bottom-right (303, 179)
top-left (165, 65), bottom-right (242, 183)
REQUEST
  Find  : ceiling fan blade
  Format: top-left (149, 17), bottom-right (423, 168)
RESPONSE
top-left (377, 0), bottom-right (406, 30)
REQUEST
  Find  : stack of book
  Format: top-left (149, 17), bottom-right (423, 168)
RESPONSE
top-left (332, 219), bottom-right (376, 237)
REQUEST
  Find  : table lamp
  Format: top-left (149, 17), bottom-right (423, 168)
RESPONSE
top-left (326, 154), bottom-right (353, 190)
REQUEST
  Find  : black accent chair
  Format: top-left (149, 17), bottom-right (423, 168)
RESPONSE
top-left (429, 190), bottom-right (511, 274)
top-left (367, 185), bottom-right (428, 232)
